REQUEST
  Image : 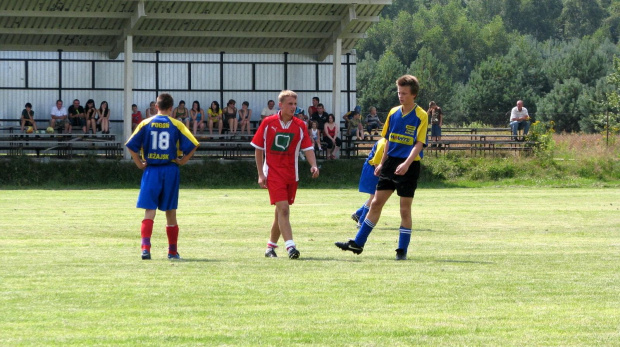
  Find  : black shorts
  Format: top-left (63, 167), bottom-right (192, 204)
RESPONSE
top-left (376, 156), bottom-right (421, 198)
top-left (325, 137), bottom-right (342, 149)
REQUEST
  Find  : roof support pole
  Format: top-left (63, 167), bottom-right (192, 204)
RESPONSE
top-left (332, 37), bottom-right (342, 153)
top-left (123, 35), bottom-right (134, 160)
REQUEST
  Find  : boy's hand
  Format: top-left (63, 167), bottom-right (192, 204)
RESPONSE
top-left (310, 166), bottom-right (319, 178)
top-left (374, 164), bottom-right (382, 177)
top-left (395, 162), bottom-right (410, 175)
top-left (258, 175), bottom-right (267, 188)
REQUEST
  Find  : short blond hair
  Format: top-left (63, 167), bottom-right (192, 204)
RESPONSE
top-left (278, 90), bottom-right (298, 103)
top-left (396, 75), bottom-right (420, 96)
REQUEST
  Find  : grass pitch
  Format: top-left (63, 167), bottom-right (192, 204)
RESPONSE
top-left (1, 188), bottom-right (619, 346)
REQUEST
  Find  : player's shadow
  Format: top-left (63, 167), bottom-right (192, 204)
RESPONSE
top-left (434, 259), bottom-right (495, 265)
top-left (298, 257), bottom-right (362, 262)
top-left (173, 258), bottom-right (219, 263)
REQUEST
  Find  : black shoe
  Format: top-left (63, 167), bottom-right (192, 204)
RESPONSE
top-left (288, 247), bottom-right (300, 259)
top-left (265, 248), bottom-right (278, 258)
top-left (395, 248), bottom-right (407, 260)
top-left (141, 250), bottom-right (151, 260)
top-left (351, 213), bottom-right (360, 224)
top-left (335, 239), bottom-right (363, 255)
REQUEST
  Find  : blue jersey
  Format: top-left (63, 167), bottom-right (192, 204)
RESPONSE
top-left (126, 115), bottom-right (199, 165)
top-left (381, 105), bottom-right (428, 160)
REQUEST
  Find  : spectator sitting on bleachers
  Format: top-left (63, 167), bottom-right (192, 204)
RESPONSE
top-left (310, 103), bottom-right (329, 131)
top-left (207, 101), bottom-right (223, 135)
top-left (309, 120), bottom-right (322, 152)
top-left (510, 100), bottom-right (531, 138)
top-left (68, 99), bottom-right (85, 134)
top-left (131, 104), bottom-right (143, 131)
top-left (173, 100), bottom-right (190, 128)
top-left (343, 105), bottom-right (361, 129)
top-left (84, 99), bottom-right (98, 134)
top-left (50, 99), bottom-right (69, 134)
top-left (323, 114), bottom-right (342, 160)
top-left (365, 106), bottom-right (383, 134)
top-left (260, 100), bottom-right (278, 122)
top-left (223, 99), bottom-right (238, 134)
top-left (98, 101), bottom-right (111, 134)
top-left (347, 111), bottom-right (364, 140)
top-left (238, 101), bottom-right (252, 135)
top-left (20, 102), bottom-right (38, 133)
top-left (145, 101), bottom-right (157, 118)
top-left (190, 100), bottom-right (207, 135)
top-left (307, 96), bottom-right (319, 117)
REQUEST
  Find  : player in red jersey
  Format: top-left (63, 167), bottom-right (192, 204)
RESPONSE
top-left (251, 90), bottom-right (320, 259)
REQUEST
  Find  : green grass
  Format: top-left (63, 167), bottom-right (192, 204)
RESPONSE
top-left (1, 188), bottom-right (619, 346)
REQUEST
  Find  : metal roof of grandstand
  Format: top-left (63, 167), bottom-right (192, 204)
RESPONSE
top-left (0, 0), bottom-right (389, 60)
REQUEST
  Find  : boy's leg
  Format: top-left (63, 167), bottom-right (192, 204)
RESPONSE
top-left (165, 210), bottom-right (179, 257)
top-left (265, 209), bottom-right (280, 257)
top-left (354, 190), bottom-right (391, 247)
top-left (141, 209), bottom-right (156, 259)
top-left (397, 197), bottom-right (414, 258)
top-left (359, 196), bottom-right (373, 223)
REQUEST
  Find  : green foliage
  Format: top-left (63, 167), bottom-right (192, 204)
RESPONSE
top-left (357, 0), bottom-right (620, 133)
top-left (357, 50), bottom-right (405, 113)
top-left (526, 121), bottom-right (556, 155)
top-left (590, 56), bottom-right (620, 134)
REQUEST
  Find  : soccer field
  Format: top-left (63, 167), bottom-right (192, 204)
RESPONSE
top-left (1, 188), bottom-right (619, 346)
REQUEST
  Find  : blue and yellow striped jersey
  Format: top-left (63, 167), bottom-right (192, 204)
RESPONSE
top-left (125, 115), bottom-right (199, 165)
top-left (381, 105), bottom-right (428, 160)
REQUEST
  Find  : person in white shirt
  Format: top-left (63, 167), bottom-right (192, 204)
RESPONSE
top-left (50, 100), bottom-right (70, 133)
top-left (509, 100), bottom-right (531, 137)
top-left (260, 100), bottom-right (278, 122)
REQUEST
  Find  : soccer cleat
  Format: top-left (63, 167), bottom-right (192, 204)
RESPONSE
top-left (287, 247), bottom-right (300, 259)
top-left (351, 213), bottom-right (360, 224)
top-left (335, 239), bottom-right (363, 255)
top-left (265, 248), bottom-right (278, 258)
top-left (395, 248), bottom-right (407, 261)
top-left (167, 252), bottom-right (181, 260)
top-left (141, 250), bottom-right (151, 260)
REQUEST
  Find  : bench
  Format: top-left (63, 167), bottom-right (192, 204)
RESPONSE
top-left (0, 133), bottom-right (122, 158)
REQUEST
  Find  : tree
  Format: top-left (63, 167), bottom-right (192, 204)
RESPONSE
top-left (536, 78), bottom-right (585, 132)
top-left (586, 57), bottom-right (620, 133)
top-left (408, 47), bottom-right (453, 113)
top-left (357, 51), bottom-right (406, 113)
top-left (559, 0), bottom-right (606, 39)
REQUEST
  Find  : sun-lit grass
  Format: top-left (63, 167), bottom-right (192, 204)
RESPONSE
top-left (1, 188), bottom-right (619, 345)
top-left (553, 133), bottom-right (620, 160)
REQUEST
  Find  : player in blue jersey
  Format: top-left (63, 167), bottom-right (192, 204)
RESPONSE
top-left (336, 75), bottom-right (428, 260)
top-left (351, 138), bottom-right (386, 227)
top-left (125, 93), bottom-right (200, 260)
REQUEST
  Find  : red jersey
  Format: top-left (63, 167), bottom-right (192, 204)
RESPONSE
top-left (251, 113), bottom-right (313, 182)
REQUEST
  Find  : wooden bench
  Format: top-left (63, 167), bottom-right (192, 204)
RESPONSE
top-left (0, 133), bottom-right (122, 158)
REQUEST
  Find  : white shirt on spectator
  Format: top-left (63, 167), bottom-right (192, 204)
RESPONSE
top-left (261, 107), bottom-right (278, 117)
top-left (510, 106), bottom-right (528, 121)
top-left (51, 106), bottom-right (67, 118)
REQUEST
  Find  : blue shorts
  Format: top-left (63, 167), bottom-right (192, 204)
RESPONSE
top-left (137, 164), bottom-right (180, 211)
top-left (431, 124), bottom-right (442, 137)
top-left (358, 161), bottom-right (379, 195)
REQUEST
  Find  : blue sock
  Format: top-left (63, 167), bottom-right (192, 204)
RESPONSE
top-left (398, 226), bottom-right (412, 252)
top-left (354, 204), bottom-right (365, 218)
top-left (354, 219), bottom-right (376, 247)
top-left (359, 204), bottom-right (370, 222)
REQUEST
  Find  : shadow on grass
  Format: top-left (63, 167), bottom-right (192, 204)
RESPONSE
top-left (297, 257), bottom-right (362, 262)
top-left (172, 258), bottom-right (220, 263)
top-left (434, 259), bottom-right (495, 265)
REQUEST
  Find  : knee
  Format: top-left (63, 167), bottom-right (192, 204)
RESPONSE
top-left (277, 205), bottom-right (290, 218)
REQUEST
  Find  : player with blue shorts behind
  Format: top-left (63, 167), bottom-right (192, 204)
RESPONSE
top-left (351, 138), bottom-right (386, 227)
top-left (126, 93), bottom-right (199, 260)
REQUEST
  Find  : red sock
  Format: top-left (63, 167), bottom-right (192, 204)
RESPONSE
top-left (166, 225), bottom-right (179, 255)
top-left (141, 219), bottom-right (154, 251)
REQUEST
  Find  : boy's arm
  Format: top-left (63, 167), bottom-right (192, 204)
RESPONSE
top-left (374, 141), bottom-right (389, 176)
top-left (254, 148), bottom-right (267, 188)
top-left (174, 146), bottom-right (198, 165)
top-left (128, 148), bottom-right (146, 170)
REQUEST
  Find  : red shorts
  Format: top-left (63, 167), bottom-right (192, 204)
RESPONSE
top-left (267, 179), bottom-right (298, 205)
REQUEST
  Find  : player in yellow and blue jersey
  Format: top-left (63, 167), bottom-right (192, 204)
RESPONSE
top-left (336, 75), bottom-right (428, 260)
top-left (125, 93), bottom-right (199, 260)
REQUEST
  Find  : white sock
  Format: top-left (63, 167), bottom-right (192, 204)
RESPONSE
top-left (285, 240), bottom-right (296, 250)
